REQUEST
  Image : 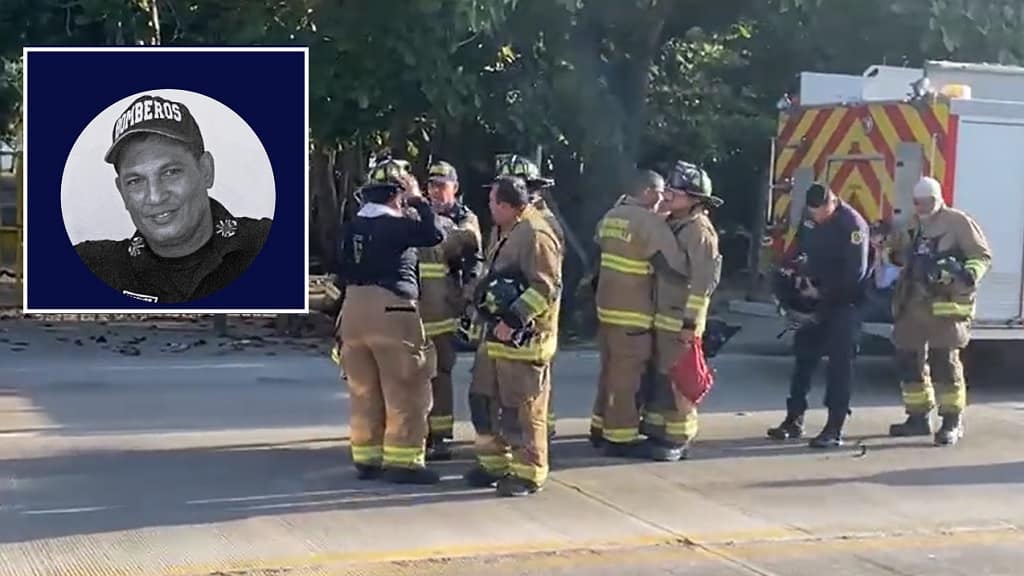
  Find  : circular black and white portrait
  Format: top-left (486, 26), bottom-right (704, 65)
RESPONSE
top-left (60, 88), bottom-right (276, 304)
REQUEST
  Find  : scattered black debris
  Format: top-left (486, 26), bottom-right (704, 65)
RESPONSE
top-left (117, 346), bottom-right (141, 356)
top-left (124, 336), bottom-right (147, 345)
top-left (12, 341), bottom-right (28, 347)
top-left (194, 339), bottom-right (207, 346)
top-left (854, 442), bottom-right (868, 458)
top-left (56, 337), bottom-right (68, 343)
top-left (74, 339), bottom-right (83, 346)
top-left (95, 335), bottom-right (107, 344)
top-left (162, 342), bottom-right (192, 353)
top-left (10, 347), bottom-right (25, 352)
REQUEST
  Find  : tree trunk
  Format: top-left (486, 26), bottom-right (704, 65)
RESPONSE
top-left (310, 145), bottom-right (338, 271)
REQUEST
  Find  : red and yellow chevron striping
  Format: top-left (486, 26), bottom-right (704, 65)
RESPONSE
top-left (771, 101), bottom-right (951, 254)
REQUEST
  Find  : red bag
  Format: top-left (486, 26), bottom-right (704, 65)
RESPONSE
top-left (670, 336), bottom-right (715, 405)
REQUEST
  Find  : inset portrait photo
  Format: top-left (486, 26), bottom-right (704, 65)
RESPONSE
top-left (23, 48), bottom-right (308, 313)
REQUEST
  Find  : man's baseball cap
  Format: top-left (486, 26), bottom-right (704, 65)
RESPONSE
top-left (428, 160), bottom-right (459, 183)
top-left (104, 95), bottom-right (205, 165)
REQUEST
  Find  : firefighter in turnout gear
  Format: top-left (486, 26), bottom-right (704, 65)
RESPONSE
top-left (887, 176), bottom-right (991, 445)
top-left (591, 169), bottom-right (690, 458)
top-left (494, 154), bottom-right (565, 438)
top-left (645, 161), bottom-right (723, 461)
top-left (418, 160), bottom-right (483, 461)
top-left (463, 175), bottom-right (563, 497)
top-left (336, 159), bottom-right (445, 484)
top-left (767, 183), bottom-right (870, 449)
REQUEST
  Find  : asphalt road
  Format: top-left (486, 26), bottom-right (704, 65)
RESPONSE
top-left (1, 316), bottom-right (1023, 575)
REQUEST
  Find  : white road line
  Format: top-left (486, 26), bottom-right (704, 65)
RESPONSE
top-left (6, 362), bottom-right (269, 373)
top-left (21, 506), bottom-right (118, 515)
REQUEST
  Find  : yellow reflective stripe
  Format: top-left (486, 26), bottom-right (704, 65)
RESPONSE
top-left (382, 445), bottom-right (426, 468)
top-left (597, 307), bottom-right (654, 329)
top-left (901, 387), bottom-right (935, 408)
top-left (351, 444), bottom-right (383, 464)
top-left (516, 287), bottom-right (549, 316)
top-left (330, 344), bottom-right (342, 365)
top-left (642, 410), bottom-right (665, 426)
top-left (424, 318), bottom-right (458, 336)
top-left (510, 462), bottom-right (548, 484)
top-left (590, 414), bottom-right (604, 429)
top-left (665, 417), bottom-right (699, 438)
top-left (429, 415), bottom-right (455, 430)
top-left (685, 294), bottom-right (710, 314)
top-left (654, 314), bottom-right (683, 333)
top-left (600, 253), bottom-right (653, 275)
top-left (932, 301), bottom-right (974, 318)
top-left (963, 259), bottom-right (988, 280)
top-left (938, 389), bottom-right (966, 410)
top-left (485, 337), bottom-right (558, 362)
top-left (477, 454), bottom-right (511, 474)
top-left (419, 263), bottom-right (448, 279)
top-left (546, 412), bottom-right (556, 425)
top-left (603, 428), bottom-right (641, 443)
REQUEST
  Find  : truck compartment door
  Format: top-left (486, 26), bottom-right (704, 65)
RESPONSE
top-left (893, 143), bottom-right (923, 226)
top-left (952, 119), bottom-right (1024, 323)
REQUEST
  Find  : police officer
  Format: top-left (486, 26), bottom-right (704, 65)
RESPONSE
top-left (767, 183), bottom-right (870, 448)
top-left (75, 94), bottom-right (271, 304)
top-left (336, 159), bottom-right (445, 484)
top-left (646, 161), bottom-right (723, 461)
top-left (463, 175), bottom-right (563, 497)
top-left (418, 160), bottom-right (483, 460)
top-left (590, 169), bottom-right (689, 457)
top-left (887, 176), bottom-right (991, 445)
top-left (494, 154), bottom-right (566, 438)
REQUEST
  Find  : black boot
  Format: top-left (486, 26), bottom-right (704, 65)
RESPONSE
top-left (889, 413), bottom-right (932, 437)
top-left (496, 476), bottom-right (542, 497)
top-left (426, 437), bottom-right (453, 462)
top-left (589, 428), bottom-right (605, 448)
top-left (808, 410), bottom-right (847, 449)
top-left (382, 466), bottom-right (441, 485)
top-left (934, 413), bottom-right (964, 446)
top-left (646, 437), bottom-right (689, 462)
top-left (355, 464), bottom-right (382, 481)
top-left (767, 398), bottom-right (805, 440)
top-left (602, 440), bottom-right (650, 459)
top-left (463, 465), bottom-right (504, 488)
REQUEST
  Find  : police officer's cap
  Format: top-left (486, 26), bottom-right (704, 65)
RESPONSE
top-left (805, 182), bottom-right (833, 208)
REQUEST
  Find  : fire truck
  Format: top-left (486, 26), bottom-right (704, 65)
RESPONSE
top-left (766, 60), bottom-right (1024, 345)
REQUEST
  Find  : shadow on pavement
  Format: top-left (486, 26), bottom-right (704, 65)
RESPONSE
top-left (752, 461), bottom-right (1024, 489)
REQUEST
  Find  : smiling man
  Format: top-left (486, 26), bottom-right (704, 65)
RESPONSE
top-left (74, 94), bottom-right (272, 304)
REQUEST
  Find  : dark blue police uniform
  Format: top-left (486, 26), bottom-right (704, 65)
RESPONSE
top-left (771, 191), bottom-right (869, 448)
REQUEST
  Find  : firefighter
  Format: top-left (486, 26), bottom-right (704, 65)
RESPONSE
top-left (767, 183), bottom-right (870, 448)
top-left (887, 176), bottom-right (991, 445)
top-left (646, 161), bottom-right (723, 461)
top-left (494, 154), bottom-right (565, 439)
top-left (590, 168), bottom-right (690, 458)
top-left (418, 160), bottom-right (483, 460)
top-left (463, 175), bottom-right (562, 497)
top-left (336, 159), bottom-right (445, 484)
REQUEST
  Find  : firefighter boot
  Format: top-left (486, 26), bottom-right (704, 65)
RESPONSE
top-left (426, 436), bottom-right (453, 462)
top-left (463, 465), bottom-right (505, 488)
top-left (589, 429), bottom-right (605, 448)
top-left (646, 437), bottom-right (689, 462)
top-left (808, 410), bottom-right (846, 449)
top-left (603, 440), bottom-right (651, 459)
top-left (496, 476), bottom-right (542, 497)
top-left (355, 464), bottom-right (382, 481)
top-left (934, 413), bottom-right (965, 446)
top-left (767, 400), bottom-right (805, 440)
top-left (889, 413), bottom-right (932, 437)
top-left (382, 467), bottom-right (441, 485)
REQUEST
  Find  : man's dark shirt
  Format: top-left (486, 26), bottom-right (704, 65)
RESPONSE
top-left (800, 201), bottom-right (871, 309)
top-left (75, 198), bottom-right (272, 304)
top-left (338, 197), bottom-right (444, 301)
